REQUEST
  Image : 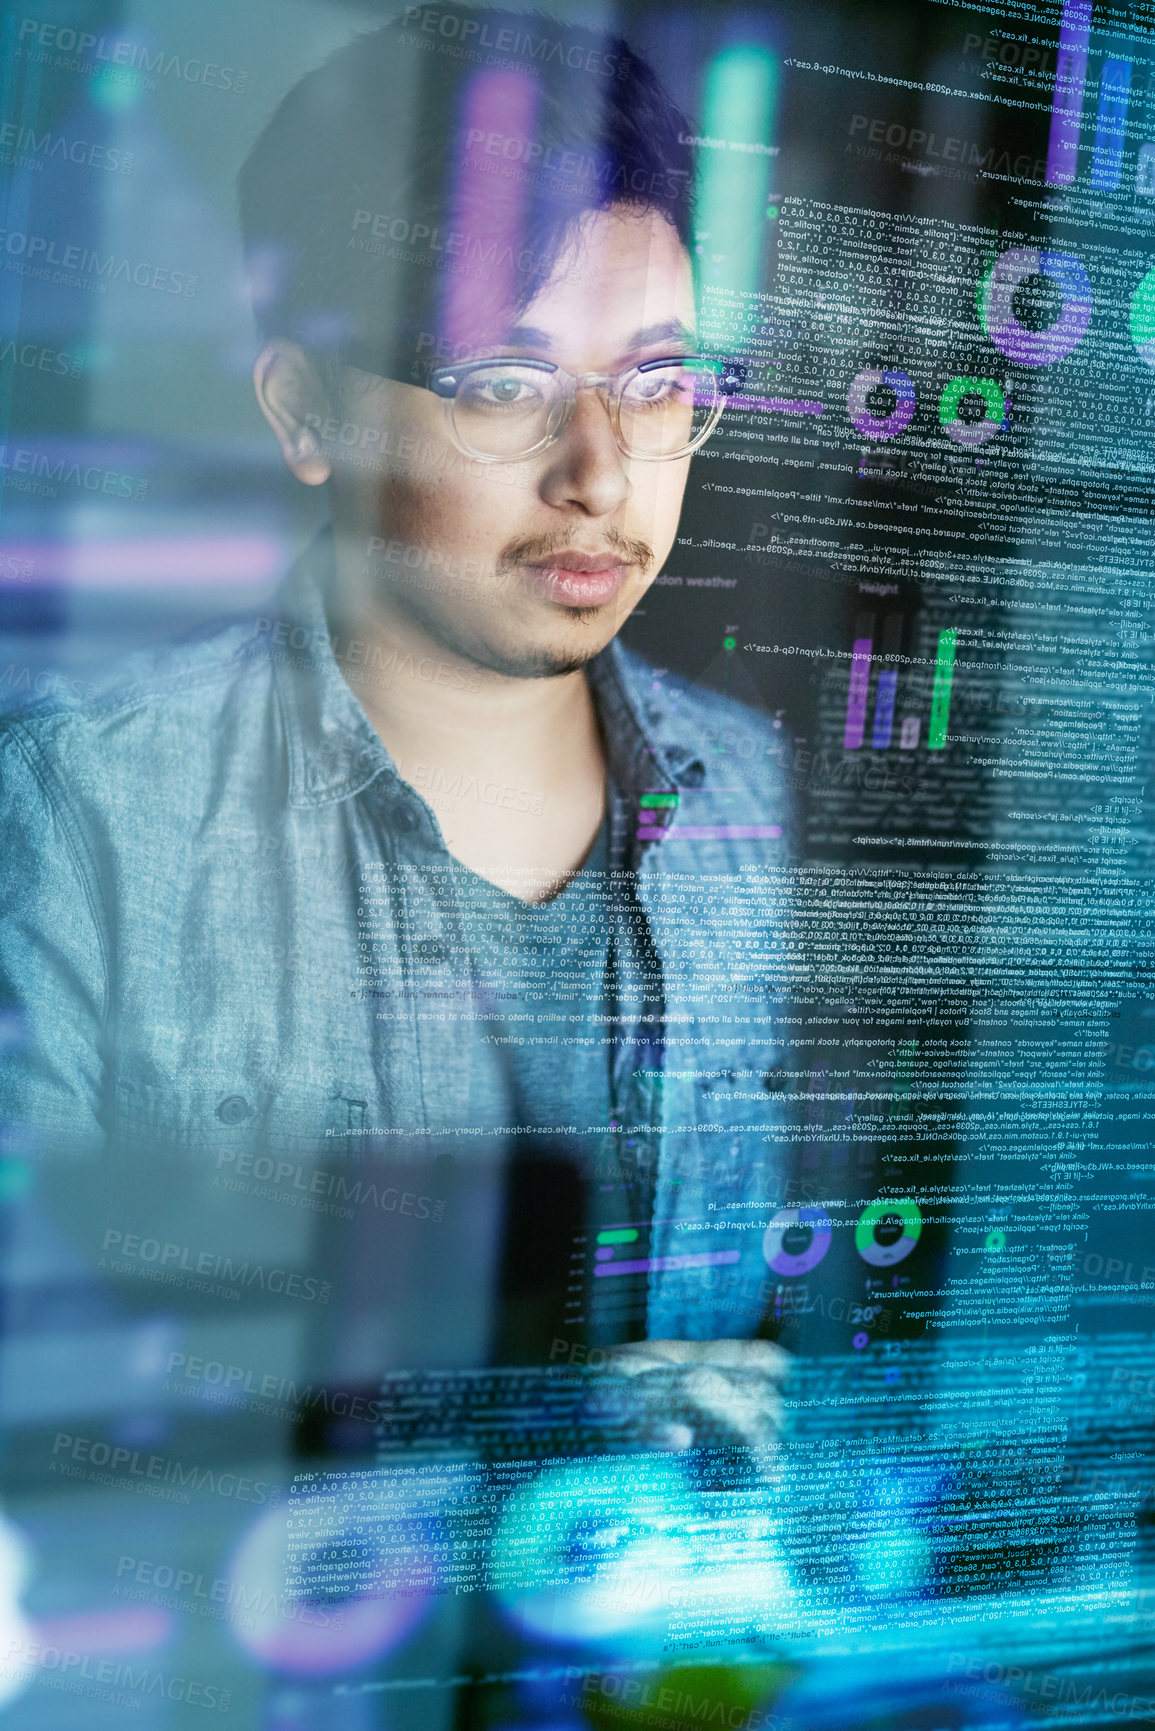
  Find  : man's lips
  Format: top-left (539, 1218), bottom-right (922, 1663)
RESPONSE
top-left (521, 551), bottom-right (631, 608)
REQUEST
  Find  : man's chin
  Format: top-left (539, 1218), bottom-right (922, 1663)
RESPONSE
top-left (376, 578), bottom-right (619, 680)
top-left (448, 603), bottom-right (619, 680)
top-left (471, 631), bottom-right (605, 680)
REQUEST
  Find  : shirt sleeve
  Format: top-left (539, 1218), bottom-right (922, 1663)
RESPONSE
top-left (0, 724), bottom-right (108, 1159)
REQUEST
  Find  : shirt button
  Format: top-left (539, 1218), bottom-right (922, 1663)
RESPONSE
top-left (216, 1094), bottom-right (253, 1125)
top-left (416, 938), bottom-right (448, 966)
top-left (393, 804), bottom-right (419, 833)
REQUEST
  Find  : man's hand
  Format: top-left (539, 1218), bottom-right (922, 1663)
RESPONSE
top-left (611, 1338), bottom-right (791, 1453)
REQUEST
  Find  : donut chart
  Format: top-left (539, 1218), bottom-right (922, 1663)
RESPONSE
top-left (762, 1206), bottom-right (833, 1276)
top-left (847, 368), bottom-right (916, 440)
top-left (226, 1495), bottom-right (432, 1674)
top-left (855, 1199), bottom-right (922, 1267)
top-left (1131, 266), bottom-right (1155, 367)
top-left (979, 246), bottom-right (1092, 366)
top-left (493, 1457), bottom-right (694, 1643)
top-left (939, 375), bottom-right (1005, 447)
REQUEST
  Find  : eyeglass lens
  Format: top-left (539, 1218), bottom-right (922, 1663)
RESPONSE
top-left (450, 361), bottom-right (721, 459)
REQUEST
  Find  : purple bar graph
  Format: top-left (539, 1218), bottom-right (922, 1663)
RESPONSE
top-left (594, 1250), bottom-right (741, 1278)
top-left (1046, 0), bottom-right (1091, 187)
top-left (872, 670), bottom-right (898, 749)
top-left (1091, 59), bottom-right (1131, 192)
top-left (443, 70), bottom-right (538, 352)
top-left (635, 823), bottom-right (783, 842)
top-left (843, 638), bottom-right (873, 749)
top-left (729, 395), bottom-right (825, 416)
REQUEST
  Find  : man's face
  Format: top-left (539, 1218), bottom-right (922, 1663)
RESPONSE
top-left (330, 205), bottom-right (698, 678)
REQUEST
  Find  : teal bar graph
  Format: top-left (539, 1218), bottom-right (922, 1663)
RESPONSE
top-left (928, 629), bottom-right (957, 750)
top-left (693, 44), bottom-right (777, 350)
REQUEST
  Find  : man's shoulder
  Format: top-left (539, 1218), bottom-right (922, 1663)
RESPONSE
top-left (0, 609), bottom-right (274, 799)
top-left (611, 639), bottom-right (788, 785)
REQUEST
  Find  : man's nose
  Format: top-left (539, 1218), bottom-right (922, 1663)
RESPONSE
top-left (537, 386), bottom-right (631, 516)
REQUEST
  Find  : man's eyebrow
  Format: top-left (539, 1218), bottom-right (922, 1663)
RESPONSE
top-left (498, 318), bottom-right (698, 356)
top-left (627, 318), bottom-right (697, 351)
top-left (502, 324), bottom-right (554, 351)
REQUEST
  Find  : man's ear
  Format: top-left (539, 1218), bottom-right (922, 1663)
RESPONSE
top-left (252, 340), bottom-right (332, 485)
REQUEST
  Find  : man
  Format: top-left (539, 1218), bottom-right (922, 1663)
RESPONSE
top-left (1, 4), bottom-right (790, 1446)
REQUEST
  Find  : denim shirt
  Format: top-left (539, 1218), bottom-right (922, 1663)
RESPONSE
top-left (0, 531), bottom-right (794, 1346)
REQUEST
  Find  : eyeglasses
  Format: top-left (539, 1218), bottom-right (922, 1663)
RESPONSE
top-left (426, 354), bottom-right (740, 463)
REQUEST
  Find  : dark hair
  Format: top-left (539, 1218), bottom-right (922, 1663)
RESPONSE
top-left (238, 3), bottom-right (693, 379)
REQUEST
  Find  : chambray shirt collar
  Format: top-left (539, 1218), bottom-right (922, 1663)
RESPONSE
top-left (586, 639), bottom-right (706, 809)
top-left (268, 527), bottom-right (706, 812)
top-left (269, 528), bottom-right (398, 810)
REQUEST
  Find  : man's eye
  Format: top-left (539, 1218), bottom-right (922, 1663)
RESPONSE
top-left (633, 377), bottom-right (677, 402)
top-left (464, 373), bottom-right (542, 408)
top-left (625, 373), bottom-right (685, 408)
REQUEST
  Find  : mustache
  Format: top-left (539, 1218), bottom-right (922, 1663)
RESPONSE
top-left (498, 527), bottom-right (656, 574)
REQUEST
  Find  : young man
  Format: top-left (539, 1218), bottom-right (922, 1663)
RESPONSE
top-left (0, 6), bottom-right (790, 1430)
